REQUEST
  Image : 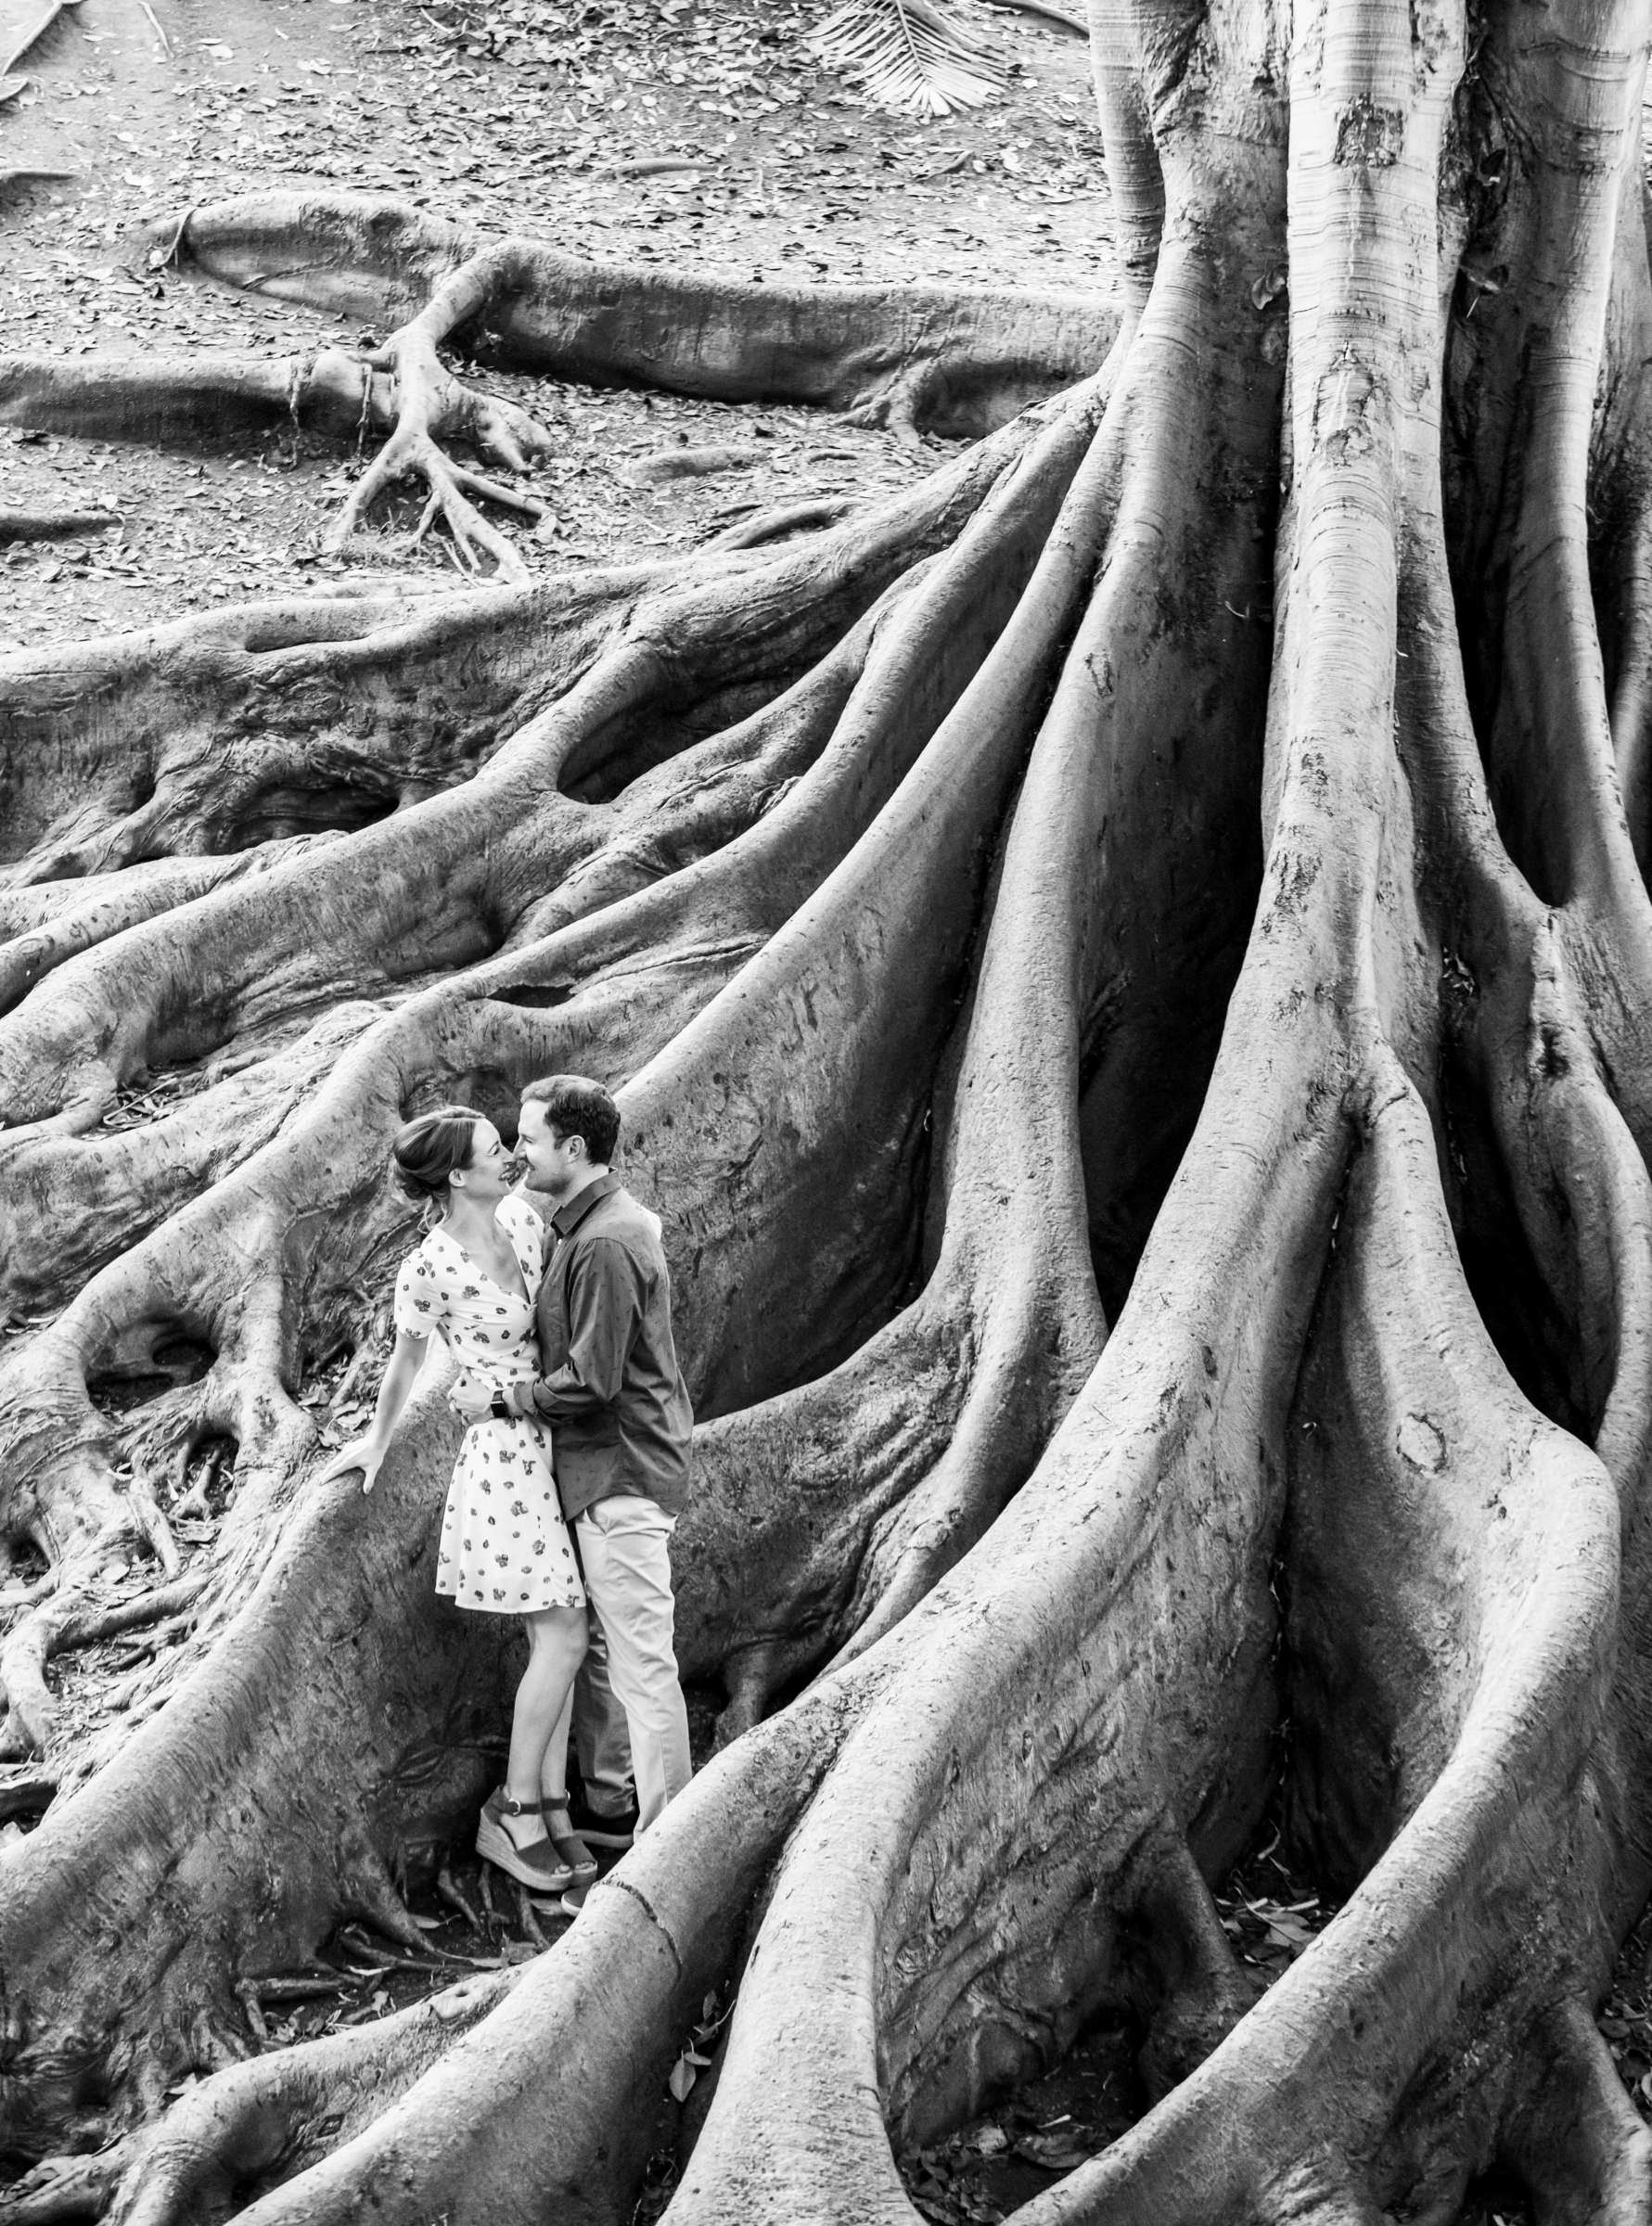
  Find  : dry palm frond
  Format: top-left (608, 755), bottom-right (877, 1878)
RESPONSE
top-left (809, 0), bottom-right (1009, 118)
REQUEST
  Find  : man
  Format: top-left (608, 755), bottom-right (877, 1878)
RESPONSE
top-left (461, 1073), bottom-right (694, 1852)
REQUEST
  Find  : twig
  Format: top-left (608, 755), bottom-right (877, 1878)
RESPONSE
top-left (149, 202), bottom-right (196, 273)
top-left (437, 1863), bottom-right (483, 1932)
top-left (514, 1880), bottom-right (553, 1950)
top-left (336, 1926), bottom-right (448, 1976)
top-left (252, 1975), bottom-right (352, 2002)
top-left (235, 1978), bottom-right (270, 2046)
top-left (138, 0), bottom-right (170, 56)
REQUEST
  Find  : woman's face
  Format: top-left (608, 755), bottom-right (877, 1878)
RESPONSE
top-left (448, 1119), bottom-right (518, 1204)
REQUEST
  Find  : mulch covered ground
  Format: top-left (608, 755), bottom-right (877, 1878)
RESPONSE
top-left (0, 0), bottom-right (1109, 645)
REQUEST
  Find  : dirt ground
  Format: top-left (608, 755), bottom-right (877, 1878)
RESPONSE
top-left (1, 5), bottom-right (1649, 2217)
top-left (0, 0), bottom-right (1110, 646)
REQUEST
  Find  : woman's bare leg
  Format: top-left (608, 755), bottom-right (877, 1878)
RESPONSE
top-left (502, 1606), bottom-right (588, 1847)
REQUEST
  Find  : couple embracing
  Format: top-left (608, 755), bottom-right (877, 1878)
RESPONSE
top-left (320, 1075), bottom-right (693, 1911)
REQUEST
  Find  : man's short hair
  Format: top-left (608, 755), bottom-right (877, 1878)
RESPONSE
top-left (522, 1074), bottom-right (621, 1165)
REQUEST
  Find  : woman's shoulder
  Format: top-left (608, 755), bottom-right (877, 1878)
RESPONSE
top-left (402, 1222), bottom-right (446, 1268)
top-left (393, 1223), bottom-right (452, 1332)
top-left (397, 1224), bottom-right (452, 1289)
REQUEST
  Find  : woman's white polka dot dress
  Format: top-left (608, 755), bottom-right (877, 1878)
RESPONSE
top-left (392, 1193), bottom-right (583, 1615)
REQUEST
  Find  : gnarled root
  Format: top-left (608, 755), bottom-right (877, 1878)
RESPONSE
top-left (145, 192), bottom-right (1120, 440)
top-left (0, 404), bottom-right (1040, 1141)
top-left (0, 1967), bottom-right (518, 2225)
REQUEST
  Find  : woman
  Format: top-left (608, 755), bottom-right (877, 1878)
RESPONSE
top-left (318, 1105), bottom-right (595, 1899)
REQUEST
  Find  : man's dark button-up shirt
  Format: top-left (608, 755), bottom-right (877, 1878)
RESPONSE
top-left (529, 1172), bottom-right (693, 1520)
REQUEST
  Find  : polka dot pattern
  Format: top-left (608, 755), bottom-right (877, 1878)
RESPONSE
top-left (393, 1195), bottom-right (583, 1615)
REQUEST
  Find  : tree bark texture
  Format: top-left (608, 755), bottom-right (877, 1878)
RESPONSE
top-left (2, 0), bottom-right (1652, 2218)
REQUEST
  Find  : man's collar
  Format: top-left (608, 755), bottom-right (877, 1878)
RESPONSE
top-left (551, 1170), bottom-right (621, 1237)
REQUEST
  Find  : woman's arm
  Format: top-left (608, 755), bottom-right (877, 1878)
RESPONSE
top-left (315, 1327), bottom-right (429, 1493)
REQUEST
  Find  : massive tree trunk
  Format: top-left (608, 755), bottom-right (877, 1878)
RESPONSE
top-left (3, 0), bottom-right (1652, 2218)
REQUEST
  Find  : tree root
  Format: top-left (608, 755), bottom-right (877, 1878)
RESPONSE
top-left (0, 192), bottom-right (1120, 582)
top-left (0, 508), bottom-right (116, 545)
top-left (141, 192), bottom-right (1121, 440)
top-left (0, 1574), bottom-right (207, 1756)
top-left (0, 388), bottom-right (1098, 1582)
top-left (0, 372), bottom-right (1133, 2113)
top-left (312, 249), bottom-right (561, 581)
top-left (619, 367), bottom-right (1119, 1416)
top-left (0, 408), bottom-right (1040, 1139)
top-left (1502, 1999), bottom-right (1652, 2226)
top-left (0, 1966), bottom-right (519, 2224)
top-left (682, 220), bottom-right (1279, 1718)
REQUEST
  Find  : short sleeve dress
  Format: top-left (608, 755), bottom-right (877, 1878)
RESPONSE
top-left (392, 1193), bottom-right (583, 1616)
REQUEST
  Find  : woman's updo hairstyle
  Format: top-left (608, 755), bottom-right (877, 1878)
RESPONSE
top-left (391, 1105), bottom-right (482, 1208)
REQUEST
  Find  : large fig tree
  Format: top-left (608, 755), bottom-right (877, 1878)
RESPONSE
top-left (2, 0), bottom-right (1651, 2217)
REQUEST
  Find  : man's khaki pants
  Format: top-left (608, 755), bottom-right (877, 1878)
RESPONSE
top-left (569, 1493), bottom-right (691, 1829)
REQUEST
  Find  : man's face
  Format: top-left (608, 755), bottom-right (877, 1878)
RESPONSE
top-left (517, 1101), bottom-right (585, 1201)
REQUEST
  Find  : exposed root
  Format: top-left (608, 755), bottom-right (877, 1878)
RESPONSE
top-left (179, 1675), bottom-right (879, 2225)
top-left (2, 1969), bottom-right (519, 2226)
top-left (681, 207), bottom-right (1279, 1713)
top-left (0, 1573), bottom-right (206, 1756)
top-left (0, 1378), bottom-right (521, 2160)
top-left (315, 247), bottom-right (561, 579)
top-left (0, 349), bottom-right (371, 448)
top-left (1503, 1998), bottom-right (1652, 2226)
top-left (0, 408), bottom-right (1036, 1136)
top-left (0, 374), bottom-right (1133, 2133)
top-left (0, 508), bottom-right (116, 545)
top-left (141, 192), bottom-right (1121, 439)
top-left (1447, 0), bottom-right (1652, 1147)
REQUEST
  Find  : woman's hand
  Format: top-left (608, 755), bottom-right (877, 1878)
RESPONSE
top-left (449, 1377), bottom-right (493, 1423)
top-left (316, 1435), bottom-right (390, 1494)
top-left (315, 1328), bottom-right (428, 1493)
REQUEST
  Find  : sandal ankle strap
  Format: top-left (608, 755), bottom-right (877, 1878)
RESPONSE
top-left (498, 1791), bottom-right (570, 1818)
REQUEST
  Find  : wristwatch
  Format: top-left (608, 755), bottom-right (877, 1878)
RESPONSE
top-left (489, 1391), bottom-right (512, 1422)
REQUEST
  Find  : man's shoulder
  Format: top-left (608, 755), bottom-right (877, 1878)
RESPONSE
top-left (569, 1185), bottom-right (664, 1257)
